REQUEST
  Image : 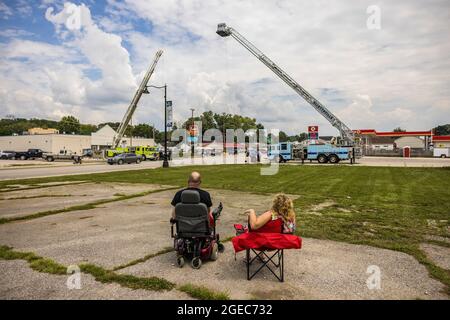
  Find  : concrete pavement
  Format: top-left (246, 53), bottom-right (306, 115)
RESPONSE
top-left (0, 183), bottom-right (446, 299)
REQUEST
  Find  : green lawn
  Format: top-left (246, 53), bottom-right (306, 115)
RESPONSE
top-left (1, 164), bottom-right (450, 292)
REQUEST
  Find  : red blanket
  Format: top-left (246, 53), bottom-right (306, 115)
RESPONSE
top-left (232, 232), bottom-right (302, 252)
top-left (232, 219), bottom-right (302, 252)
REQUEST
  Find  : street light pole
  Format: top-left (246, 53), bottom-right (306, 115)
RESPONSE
top-left (163, 84), bottom-right (169, 168)
top-left (144, 84), bottom-right (170, 168)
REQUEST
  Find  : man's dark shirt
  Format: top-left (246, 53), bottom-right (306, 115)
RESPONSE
top-left (171, 188), bottom-right (212, 208)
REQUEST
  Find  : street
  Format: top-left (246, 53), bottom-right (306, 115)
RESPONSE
top-left (0, 160), bottom-right (162, 181)
top-left (1, 156), bottom-right (449, 181)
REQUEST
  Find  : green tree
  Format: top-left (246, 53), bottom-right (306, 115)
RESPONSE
top-left (80, 124), bottom-right (98, 135)
top-left (58, 116), bottom-right (80, 134)
top-left (298, 132), bottom-right (308, 142)
top-left (393, 127), bottom-right (406, 132)
top-left (133, 123), bottom-right (159, 139)
top-left (200, 111), bottom-right (216, 132)
top-left (279, 131), bottom-right (289, 142)
top-left (433, 124), bottom-right (450, 136)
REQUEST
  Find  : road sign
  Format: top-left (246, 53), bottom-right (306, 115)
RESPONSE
top-left (189, 124), bottom-right (198, 137)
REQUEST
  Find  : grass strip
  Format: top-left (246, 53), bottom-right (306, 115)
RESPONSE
top-left (0, 181), bottom-right (90, 193)
top-left (112, 247), bottom-right (174, 271)
top-left (3, 194), bottom-right (72, 200)
top-left (80, 263), bottom-right (175, 291)
top-left (178, 283), bottom-right (230, 300)
top-left (0, 245), bottom-right (66, 275)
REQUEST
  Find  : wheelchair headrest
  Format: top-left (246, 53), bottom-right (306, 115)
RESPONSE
top-left (180, 190), bottom-right (200, 204)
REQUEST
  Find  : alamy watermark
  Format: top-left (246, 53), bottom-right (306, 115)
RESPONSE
top-left (66, 265), bottom-right (81, 290)
top-left (366, 265), bottom-right (381, 290)
top-left (367, 5), bottom-right (381, 30)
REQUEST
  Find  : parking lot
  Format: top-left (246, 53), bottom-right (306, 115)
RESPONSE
top-left (1, 179), bottom-right (448, 300)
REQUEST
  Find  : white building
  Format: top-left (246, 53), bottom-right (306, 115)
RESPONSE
top-left (0, 124), bottom-right (155, 155)
top-left (0, 134), bottom-right (91, 155)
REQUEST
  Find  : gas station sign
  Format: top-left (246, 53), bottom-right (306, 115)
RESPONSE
top-left (308, 126), bottom-right (319, 140)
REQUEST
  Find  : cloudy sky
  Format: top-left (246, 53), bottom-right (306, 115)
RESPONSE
top-left (0, 0), bottom-right (449, 136)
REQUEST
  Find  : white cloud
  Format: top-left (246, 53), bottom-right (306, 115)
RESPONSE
top-left (0, 28), bottom-right (34, 38)
top-left (0, 1), bottom-right (13, 19)
top-left (1, 0), bottom-right (449, 135)
top-left (16, 0), bottom-right (33, 17)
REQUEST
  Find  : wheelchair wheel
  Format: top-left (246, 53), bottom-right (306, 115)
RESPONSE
top-left (210, 243), bottom-right (218, 261)
top-left (218, 243), bottom-right (225, 253)
top-left (176, 256), bottom-right (185, 268)
top-left (191, 257), bottom-right (202, 269)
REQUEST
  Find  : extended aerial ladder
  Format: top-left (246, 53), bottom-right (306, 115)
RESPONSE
top-left (112, 50), bottom-right (163, 148)
top-left (216, 23), bottom-right (356, 147)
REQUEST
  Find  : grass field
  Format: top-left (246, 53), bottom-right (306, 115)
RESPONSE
top-left (1, 164), bottom-right (450, 292)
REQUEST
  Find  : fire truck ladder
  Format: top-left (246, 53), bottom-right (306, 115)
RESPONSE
top-left (216, 23), bottom-right (355, 146)
top-left (113, 49), bottom-right (163, 149)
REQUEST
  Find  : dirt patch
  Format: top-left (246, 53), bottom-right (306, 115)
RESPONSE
top-left (420, 243), bottom-right (450, 270)
top-left (304, 200), bottom-right (336, 216)
top-left (424, 235), bottom-right (450, 244)
top-left (250, 289), bottom-right (298, 300)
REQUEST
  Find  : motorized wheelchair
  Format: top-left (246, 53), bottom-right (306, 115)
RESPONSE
top-left (170, 189), bottom-right (224, 269)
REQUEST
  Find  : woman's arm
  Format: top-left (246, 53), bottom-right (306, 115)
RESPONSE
top-left (246, 209), bottom-right (272, 230)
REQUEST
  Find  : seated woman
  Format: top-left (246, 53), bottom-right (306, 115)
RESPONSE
top-left (246, 193), bottom-right (296, 234)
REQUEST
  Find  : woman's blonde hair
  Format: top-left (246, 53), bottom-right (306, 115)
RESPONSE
top-left (271, 194), bottom-right (295, 223)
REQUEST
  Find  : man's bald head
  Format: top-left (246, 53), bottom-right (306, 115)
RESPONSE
top-left (188, 171), bottom-right (201, 187)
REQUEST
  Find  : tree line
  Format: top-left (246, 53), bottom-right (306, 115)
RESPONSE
top-left (2, 115), bottom-right (448, 144)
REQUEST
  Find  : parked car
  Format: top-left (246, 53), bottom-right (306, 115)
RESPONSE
top-left (107, 153), bottom-right (142, 165)
top-left (82, 148), bottom-right (93, 158)
top-left (43, 150), bottom-right (82, 163)
top-left (14, 149), bottom-right (43, 160)
top-left (0, 150), bottom-right (16, 160)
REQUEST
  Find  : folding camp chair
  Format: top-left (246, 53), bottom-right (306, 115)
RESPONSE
top-left (246, 247), bottom-right (284, 281)
top-left (233, 221), bottom-right (301, 282)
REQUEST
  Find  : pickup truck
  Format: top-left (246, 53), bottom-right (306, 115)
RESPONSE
top-left (43, 150), bottom-right (82, 163)
top-left (14, 149), bottom-right (43, 160)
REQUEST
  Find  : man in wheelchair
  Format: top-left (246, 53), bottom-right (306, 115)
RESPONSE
top-left (170, 171), bottom-right (224, 269)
